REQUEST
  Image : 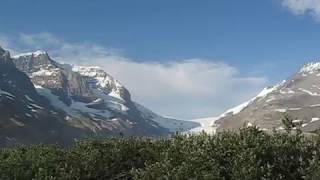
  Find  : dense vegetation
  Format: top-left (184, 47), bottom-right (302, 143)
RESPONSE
top-left (2, 119), bottom-right (320, 179)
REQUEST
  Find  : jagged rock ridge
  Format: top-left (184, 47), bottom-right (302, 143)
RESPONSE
top-left (0, 47), bottom-right (91, 147)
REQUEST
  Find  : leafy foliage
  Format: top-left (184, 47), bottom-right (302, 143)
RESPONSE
top-left (1, 127), bottom-right (320, 179)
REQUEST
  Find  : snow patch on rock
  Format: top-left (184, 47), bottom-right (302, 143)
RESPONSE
top-left (311, 117), bottom-right (320, 123)
top-left (275, 109), bottom-right (287, 113)
top-left (299, 88), bottom-right (320, 96)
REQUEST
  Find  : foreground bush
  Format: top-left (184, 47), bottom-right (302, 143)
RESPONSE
top-left (1, 127), bottom-right (320, 179)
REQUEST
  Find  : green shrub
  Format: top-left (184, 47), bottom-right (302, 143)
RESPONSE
top-left (1, 127), bottom-right (320, 179)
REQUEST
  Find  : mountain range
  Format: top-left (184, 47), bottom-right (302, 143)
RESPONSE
top-left (0, 46), bottom-right (199, 147)
top-left (4, 44), bottom-right (320, 146)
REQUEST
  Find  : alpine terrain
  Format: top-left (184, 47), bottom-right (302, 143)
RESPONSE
top-left (0, 46), bottom-right (199, 146)
top-left (213, 62), bottom-right (320, 133)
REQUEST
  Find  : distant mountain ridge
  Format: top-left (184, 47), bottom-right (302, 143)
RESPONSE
top-left (0, 46), bottom-right (199, 146)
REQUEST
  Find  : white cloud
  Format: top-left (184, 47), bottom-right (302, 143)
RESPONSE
top-left (0, 34), bottom-right (16, 54)
top-left (0, 33), bottom-right (267, 119)
top-left (20, 33), bottom-right (62, 48)
top-left (281, 0), bottom-right (320, 21)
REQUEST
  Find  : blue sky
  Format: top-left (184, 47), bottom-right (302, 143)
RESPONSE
top-left (1, 0), bottom-right (320, 119)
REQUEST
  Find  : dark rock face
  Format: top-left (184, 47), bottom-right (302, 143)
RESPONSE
top-left (0, 47), bottom-right (90, 147)
top-left (216, 62), bottom-right (320, 133)
top-left (13, 52), bottom-right (74, 105)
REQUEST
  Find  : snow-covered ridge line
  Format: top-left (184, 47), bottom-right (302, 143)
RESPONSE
top-left (12, 50), bottom-right (47, 58)
top-left (299, 62), bottom-right (320, 74)
top-left (218, 81), bottom-right (285, 119)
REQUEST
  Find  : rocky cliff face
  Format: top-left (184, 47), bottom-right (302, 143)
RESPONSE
top-left (12, 51), bottom-right (85, 105)
top-left (215, 62), bottom-right (320, 133)
top-left (0, 47), bottom-right (90, 147)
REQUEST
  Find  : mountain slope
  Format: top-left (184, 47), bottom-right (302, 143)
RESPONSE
top-left (0, 47), bottom-right (91, 147)
top-left (11, 49), bottom-right (199, 136)
top-left (214, 62), bottom-right (320, 133)
top-left (135, 103), bottom-right (200, 132)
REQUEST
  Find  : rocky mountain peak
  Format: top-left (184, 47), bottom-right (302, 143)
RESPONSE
top-left (71, 65), bottom-right (130, 101)
top-left (12, 50), bottom-right (49, 58)
top-left (0, 47), bottom-right (13, 67)
top-left (12, 50), bottom-right (52, 68)
top-left (12, 50), bottom-right (133, 109)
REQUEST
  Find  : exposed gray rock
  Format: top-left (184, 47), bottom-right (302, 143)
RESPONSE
top-left (0, 47), bottom-right (90, 147)
top-left (216, 62), bottom-right (320, 133)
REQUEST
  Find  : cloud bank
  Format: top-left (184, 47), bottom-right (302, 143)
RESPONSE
top-left (282, 0), bottom-right (320, 21)
top-left (0, 33), bottom-right (267, 119)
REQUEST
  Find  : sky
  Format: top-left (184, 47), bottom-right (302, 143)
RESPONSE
top-left (1, 0), bottom-right (320, 119)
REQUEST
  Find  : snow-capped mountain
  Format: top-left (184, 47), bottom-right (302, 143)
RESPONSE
top-left (9, 47), bottom-right (199, 139)
top-left (213, 62), bottom-right (320, 133)
top-left (0, 47), bottom-right (91, 147)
